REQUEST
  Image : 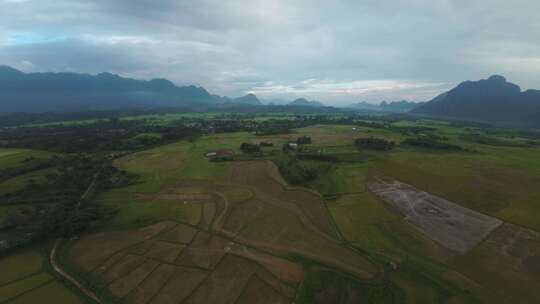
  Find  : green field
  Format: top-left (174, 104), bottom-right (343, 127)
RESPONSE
top-left (0, 249), bottom-right (83, 304)
top-left (95, 132), bottom-right (259, 229)
top-left (0, 148), bottom-right (53, 170)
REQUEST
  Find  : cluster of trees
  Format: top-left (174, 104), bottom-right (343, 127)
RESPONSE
top-left (274, 153), bottom-right (319, 185)
top-left (240, 143), bottom-right (261, 153)
top-left (259, 141), bottom-right (273, 147)
top-left (0, 154), bottom-right (137, 253)
top-left (460, 133), bottom-right (530, 147)
top-left (297, 136), bottom-right (312, 144)
top-left (355, 137), bottom-right (395, 150)
top-left (0, 157), bottom-right (52, 182)
top-left (401, 138), bottom-right (463, 151)
top-left (0, 119), bottom-right (201, 153)
top-left (297, 154), bottom-right (338, 162)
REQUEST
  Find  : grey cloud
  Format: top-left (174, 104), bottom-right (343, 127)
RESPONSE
top-left (0, 0), bottom-right (539, 103)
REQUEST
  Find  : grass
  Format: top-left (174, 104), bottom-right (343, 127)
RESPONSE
top-left (0, 148), bottom-right (53, 170)
top-left (8, 281), bottom-right (83, 304)
top-left (0, 168), bottom-right (53, 196)
top-left (373, 147), bottom-right (540, 231)
top-left (0, 273), bottom-right (54, 302)
top-left (0, 251), bottom-right (43, 285)
top-left (296, 268), bottom-right (405, 304)
top-left (95, 132), bottom-right (258, 229)
top-left (0, 248), bottom-right (85, 304)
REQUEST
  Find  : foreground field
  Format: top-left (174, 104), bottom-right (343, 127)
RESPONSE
top-left (0, 247), bottom-right (83, 304)
top-left (65, 157), bottom-right (379, 303)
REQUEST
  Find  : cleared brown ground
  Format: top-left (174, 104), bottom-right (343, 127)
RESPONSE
top-left (125, 263), bottom-right (176, 304)
top-left (369, 178), bottom-right (502, 254)
top-left (156, 223), bottom-right (197, 244)
top-left (234, 275), bottom-right (290, 304)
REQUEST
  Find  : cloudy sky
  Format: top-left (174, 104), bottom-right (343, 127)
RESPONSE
top-left (1, 0), bottom-right (539, 105)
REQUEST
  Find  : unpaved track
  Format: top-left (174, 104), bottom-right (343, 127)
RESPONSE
top-left (50, 238), bottom-right (102, 304)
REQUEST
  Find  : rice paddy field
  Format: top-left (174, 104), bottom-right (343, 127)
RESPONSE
top-left (2, 115), bottom-right (540, 303)
top-left (0, 247), bottom-right (84, 304)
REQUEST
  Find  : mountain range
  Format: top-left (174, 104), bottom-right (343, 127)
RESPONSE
top-left (0, 66), bottom-right (225, 112)
top-left (0, 66), bottom-right (334, 112)
top-left (350, 100), bottom-right (421, 113)
top-left (287, 98), bottom-right (325, 107)
top-left (2, 66), bottom-right (539, 125)
top-left (413, 75), bottom-right (540, 124)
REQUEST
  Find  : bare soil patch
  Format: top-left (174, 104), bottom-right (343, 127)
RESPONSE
top-left (125, 263), bottom-right (176, 304)
top-left (369, 179), bottom-right (502, 254)
top-left (144, 241), bottom-right (185, 263)
top-left (93, 251), bottom-right (127, 276)
top-left (108, 259), bottom-right (160, 298)
top-left (149, 267), bottom-right (209, 304)
top-left (201, 202), bottom-right (217, 228)
top-left (70, 221), bottom-right (177, 270)
top-left (175, 231), bottom-right (228, 270)
top-left (101, 254), bottom-right (146, 285)
top-left (225, 241), bottom-right (304, 285)
top-left (182, 254), bottom-right (263, 304)
top-left (235, 275), bottom-right (290, 304)
top-left (156, 223), bottom-right (197, 244)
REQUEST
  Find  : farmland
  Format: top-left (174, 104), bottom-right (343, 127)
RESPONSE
top-left (1, 112), bottom-right (540, 303)
top-left (0, 247), bottom-right (84, 303)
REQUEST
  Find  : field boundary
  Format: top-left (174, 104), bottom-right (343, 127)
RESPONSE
top-left (50, 238), bottom-right (102, 304)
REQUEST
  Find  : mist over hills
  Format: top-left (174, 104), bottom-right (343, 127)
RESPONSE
top-left (0, 66), bottom-right (335, 113)
top-left (0, 66), bottom-right (225, 112)
top-left (230, 93), bottom-right (262, 105)
top-left (287, 98), bottom-right (325, 107)
top-left (413, 75), bottom-right (540, 124)
top-left (350, 100), bottom-right (421, 113)
top-left (2, 66), bottom-right (539, 125)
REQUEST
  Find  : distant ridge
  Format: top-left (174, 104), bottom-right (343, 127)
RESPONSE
top-left (413, 75), bottom-right (540, 124)
top-left (0, 66), bottom-right (219, 112)
top-left (230, 93), bottom-right (262, 105)
top-left (288, 98), bottom-right (324, 107)
top-left (350, 100), bottom-right (421, 113)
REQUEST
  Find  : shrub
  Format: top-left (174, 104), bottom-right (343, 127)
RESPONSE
top-left (355, 137), bottom-right (395, 150)
top-left (297, 136), bottom-right (312, 144)
top-left (240, 142), bottom-right (261, 153)
top-left (401, 138), bottom-right (462, 150)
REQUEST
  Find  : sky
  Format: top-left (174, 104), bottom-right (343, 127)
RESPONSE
top-left (1, 0), bottom-right (539, 106)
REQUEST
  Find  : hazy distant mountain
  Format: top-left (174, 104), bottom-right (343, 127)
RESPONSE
top-left (350, 100), bottom-right (421, 113)
top-left (349, 101), bottom-right (380, 111)
top-left (0, 66), bottom-right (220, 112)
top-left (230, 93), bottom-right (262, 105)
top-left (261, 98), bottom-right (289, 106)
top-left (413, 75), bottom-right (540, 124)
top-left (380, 100), bottom-right (423, 112)
top-left (288, 98), bottom-right (324, 107)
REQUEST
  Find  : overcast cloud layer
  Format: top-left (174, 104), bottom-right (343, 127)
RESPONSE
top-left (1, 0), bottom-right (539, 105)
